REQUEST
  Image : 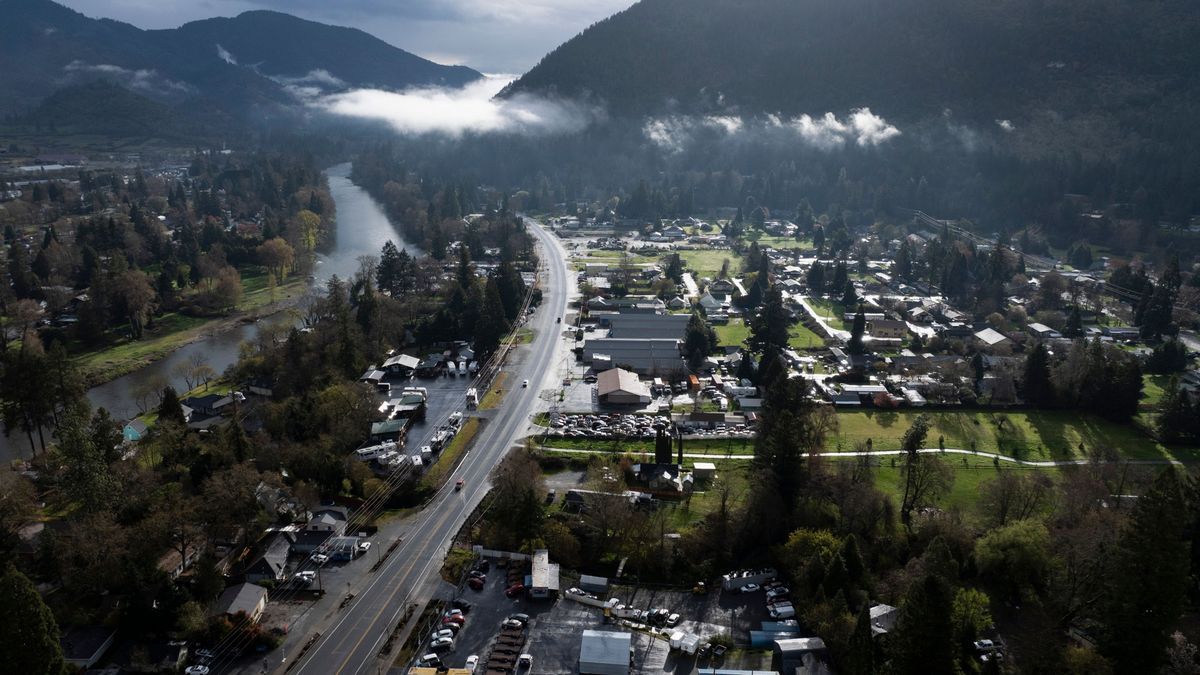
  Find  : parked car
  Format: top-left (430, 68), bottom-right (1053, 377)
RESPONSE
top-left (974, 639), bottom-right (998, 652)
top-left (501, 618), bottom-right (524, 629)
top-left (431, 629), bottom-right (455, 641)
top-left (713, 644), bottom-right (728, 657)
top-left (518, 654), bottom-right (533, 670)
top-left (452, 599), bottom-right (473, 612)
top-left (666, 613), bottom-right (681, 627)
top-left (765, 587), bottom-right (789, 600)
top-left (508, 613), bottom-right (530, 625)
top-left (469, 570), bottom-right (487, 579)
top-left (419, 653), bottom-right (443, 667)
top-left (475, 560), bottom-right (490, 573)
top-left (310, 553), bottom-right (329, 565)
top-left (430, 636), bottom-right (454, 650)
top-left (185, 668), bottom-right (210, 675)
top-left (505, 583), bottom-right (526, 597)
top-left (465, 655), bottom-right (479, 672)
top-left (357, 541), bottom-right (372, 554)
top-left (467, 577), bottom-right (484, 591)
top-left (440, 621), bottom-right (461, 634)
top-left (739, 583), bottom-right (760, 593)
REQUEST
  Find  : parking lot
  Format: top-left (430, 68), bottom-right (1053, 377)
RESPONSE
top-left (544, 412), bottom-right (755, 442)
top-left (422, 553), bottom-right (781, 674)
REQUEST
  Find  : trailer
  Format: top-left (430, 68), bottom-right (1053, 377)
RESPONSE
top-left (465, 388), bottom-right (479, 409)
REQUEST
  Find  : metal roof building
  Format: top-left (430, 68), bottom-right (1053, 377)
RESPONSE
top-left (579, 630), bottom-right (631, 675)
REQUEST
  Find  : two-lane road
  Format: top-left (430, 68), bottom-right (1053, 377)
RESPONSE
top-left (286, 218), bottom-right (570, 675)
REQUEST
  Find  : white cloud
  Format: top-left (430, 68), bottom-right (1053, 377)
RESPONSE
top-left (216, 44), bottom-right (238, 65)
top-left (62, 61), bottom-right (193, 95)
top-left (996, 119), bottom-right (1015, 132)
top-left (847, 108), bottom-right (902, 146)
top-left (314, 75), bottom-right (601, 136)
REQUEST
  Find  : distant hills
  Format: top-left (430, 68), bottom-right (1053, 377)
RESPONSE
top-left (502, 0), bottom-right (1200, 126)
top-left (0, 0), bottom-right (481, 135)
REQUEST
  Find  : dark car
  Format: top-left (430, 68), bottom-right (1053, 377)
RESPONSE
top-left (508, 613), bottom-right (531, 625)
top-left (452, 599), bottom-right (473, 613)
top-left (475, 559), bottom-right (491, 573)
top-left (468, 577), bottom-right (485, 591)
top-left (505, 583), bottom-right (526, 598)
top-left (469, 570), bottom-right (487, 579)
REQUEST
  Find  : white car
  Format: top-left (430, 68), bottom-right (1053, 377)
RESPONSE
top-left (465, 655), bottom-right (479, 672)
top-left (765, 587), bottom-right (789, 600)
top-left (522, 379), bottom-right (530, 388)
top-left (431, 629), bottom-right (455, 641)
top-left (310, 553), bottom-right (329, 565)
top-left (185, 668), bottom-right (210, 675)
top-left (430, 636), bottom-right (454, 650)
top-left (739, 583), bottom-right (760, 593)
top-left (357, 541), bottom-right (372, 553)
top-left (666, 613), bottom-right (681, 627)
top-left (518, 654), bottom-right (533, 670)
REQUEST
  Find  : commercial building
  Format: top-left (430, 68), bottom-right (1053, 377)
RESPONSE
top-left (596, 367), bottom-right (653, 405)
top-left (530, 548), bottom-right (561, 599)
top-left (582, 338), bottom-right (685, 377)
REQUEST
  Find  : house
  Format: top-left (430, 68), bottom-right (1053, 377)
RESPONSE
top-left (596, 368), bottom-right (652, 405)
top-left (244, 532), bottom-right (291, 584)
top-left (607, 313), bottom-right (690, 340)
top-left (579, 630), bottom-right (632, 675)
top-left (529, 549), bottom-right (561, 599)
top-left (359, 368), bottom-right (386, 385)
top-left (123, 418), bottom-right (147, 443)
top-left (582, 338), bottom-right (686, 377)
top-left (370, 419), bottom-right (407, 442)
top-left (661, 225), bottom-right (687, 240)
top-left (244, 376), bottom-right (275, 397)
top-left (698, 292), bottom-right (725, 313)
top-left (381, 353), bottom-right (420, 376)
top-left (633, 463), bottom-right (691, 492)
top-left (709, 279), bottom-right (736, 295)
top-left (212, 583), bottom-right (269, 623)
top-left (306, 506), bottom-right (349, 533)
top-left (773, 637), bottom-right (831, 675)
top-left (973, 327), bottom-right (1010, 347)
top-left (181, 393), bottom-right (233, 417)
top-left (157, 545), bottom-right (202, 580)
top-left (867, 319), bottom-right (908, 340)
top-left (60, 626), bottom-right (117, 669)
top-left (667, 296), bottom-right (688, 310)
top-left (1027, 322), bottom-right (1062, 339)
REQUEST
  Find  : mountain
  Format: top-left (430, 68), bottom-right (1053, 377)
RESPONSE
top-left (158, 11), bottom-right (480, 93)
top-left (501, 0), bottom-right (1200, 124)
top-left (0, 0), bottom-right (482, 124)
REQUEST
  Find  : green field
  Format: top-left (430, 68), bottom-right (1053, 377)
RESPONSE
top-left (679, 249), bottom-right (740, 279)
top-left (715, 319), bottom-right (751, 348)
top-left (826, 409), bottom-right (1196, 461)
top-left (788, 323), bottom-right (825, 349)
top-left (743, 232), bottom-right (810, 249)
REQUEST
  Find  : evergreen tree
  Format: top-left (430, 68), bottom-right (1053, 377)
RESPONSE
top-left (1022, 343), bottom-right (1055, 406)
top-left (1064, 305), bottom-right (1084, 338)
top-left (474, 279), bottom-right (511, 360)
top-left (749, 287), bottom-right (790, 353)
top-left (0, 563), bottom-right (64, 675)
top-left (895, 239), bottom-right (913, 281)
top-left (848, 307), bottom-right (866, 355)
top-left (684, 312), bottom-right (715, 368)
top-left (806, 263), bottom-right (826, 294)
top-left (889, 574), bottom-right (958, 675)
top-left (1101, 468), bottom-right (1190, 673)
top-left (840, 280), bottom-right (858, 308)
top-left (1158, 378), bottom-right (1197, 442)
top-left (844, 606), bottom-right (875, 675)
top-left (159, 386), bottom-right (186, 425)
top-left (840, 534), bottom-right (865, 585)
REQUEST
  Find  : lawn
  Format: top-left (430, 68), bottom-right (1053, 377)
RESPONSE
top-left (715, 319), bottom-right (751, 348)
top-left (237, 268), bottom-right (306, 312)
top-left (826, 409), bottom-right (1197, 462)
top-left (479, 372), bottom-right (509, 410)
top-left (806, 297), bottom-right (847, 321)
top-left (742, 232), bottom-right (810, 249)
top-left (72, 312), bottom-right (211, 385)
top-left (788, 323), bottom-right (825, 349)
top-left (679, 249), bottom-right (740, 280)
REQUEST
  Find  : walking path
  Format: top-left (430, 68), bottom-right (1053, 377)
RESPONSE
top-left (540, 446), bottom-right (1192, 467)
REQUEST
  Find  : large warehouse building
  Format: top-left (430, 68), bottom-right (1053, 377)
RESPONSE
top-left (579, 630), bottom-right (632, 675)
top-left (596, 367), bottom-right (652, 405)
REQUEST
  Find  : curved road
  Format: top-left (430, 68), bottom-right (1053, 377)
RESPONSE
top-left (287, 219), bottom-right (570, 675)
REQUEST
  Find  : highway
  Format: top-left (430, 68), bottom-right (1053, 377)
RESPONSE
top-left (287, 219), bottom-right (570, 675)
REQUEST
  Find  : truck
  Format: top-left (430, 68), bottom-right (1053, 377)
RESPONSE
top-left (669, 631), bottom-right (701, 654)
top-left (768, 602), bottom-right (796, 620)
top-left (465, 388), bottom-right (479, 409)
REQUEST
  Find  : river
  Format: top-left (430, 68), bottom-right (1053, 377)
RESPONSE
top-left (1, 162), bottom-right (413, 461)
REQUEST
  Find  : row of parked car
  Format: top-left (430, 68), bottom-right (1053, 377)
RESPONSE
top-left (546, 413), bottom-right (671, 438)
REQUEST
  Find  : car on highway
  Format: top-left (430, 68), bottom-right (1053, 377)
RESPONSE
top-left (455, 479), bottom-right (464, 491)
top-left (193, 648), bottom-right (215, 660)
top-left (430, 636), bottom-right (454, 650)
top-left (522, 379), bottom-right (529, 387)
top-left (505, 583), bottom-right (526, 597)
top-left (739, 583), bottom-right (760, 593)
top-left (465, 655), bottom-right (479, 672)
top-left (185, 667), bottom-right (210, 675)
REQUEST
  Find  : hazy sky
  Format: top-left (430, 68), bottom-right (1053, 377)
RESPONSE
top-left (55, 0), bottom-right (633, 73)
